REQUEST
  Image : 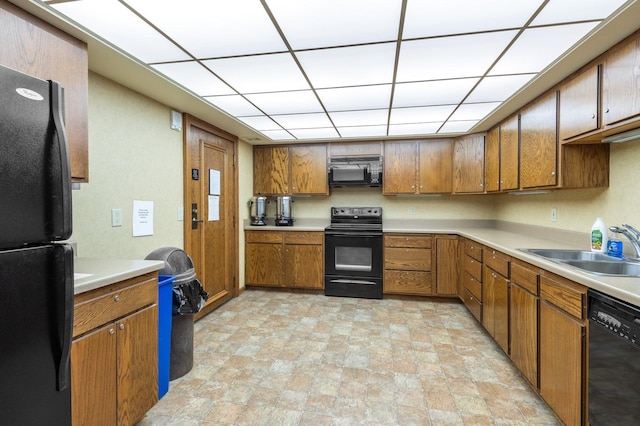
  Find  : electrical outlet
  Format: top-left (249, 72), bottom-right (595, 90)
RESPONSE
top-left (177, 207), bottom-right (184, 221)
top-left (551, 207), bottom-right (557, 222)
top-left (111, 208), bottom-right (122, 227)
top-left (408, 206), bottom-right (417, 215)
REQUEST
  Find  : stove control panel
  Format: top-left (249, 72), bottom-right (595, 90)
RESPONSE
top-left (331, 207), bottom-right (382, 218)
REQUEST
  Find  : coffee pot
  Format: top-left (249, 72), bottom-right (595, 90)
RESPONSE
top-left (275, 196), bottom-right (294, 226)
top-left (247, 196), bottom-right (268, 226)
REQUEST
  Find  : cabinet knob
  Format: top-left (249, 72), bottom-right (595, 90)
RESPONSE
top-left (411, 185), bottom-right (415, 189)
top-left (114, 295), bottom-right (120, 302)
top-left (109, 328), bottom-right (115, 335)
top-left (551, 171), bottom-right (556, 176)
top-left (119, 324), bottom-right (125, 330)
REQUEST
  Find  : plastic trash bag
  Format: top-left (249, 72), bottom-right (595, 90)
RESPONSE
top-left (172, 277), bottom-right (208, 315)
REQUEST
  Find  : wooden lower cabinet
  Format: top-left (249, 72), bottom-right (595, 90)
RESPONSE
top-left (539, 272), bottom-right (587, 426)
top-left (245, 230), bottom-right (323, 289)
top-left (482, 249), bottom-right (510, 353)
top-left (509, 260), bottom-right (539, 388)
top-left (71, 273), bottom-right (158, 426)
top-left (384, 234), bottom-right (433, 295)
top-left (460, 240), bottom-right (483, 322)
top-left (435, 235), bottom-right (459, 296)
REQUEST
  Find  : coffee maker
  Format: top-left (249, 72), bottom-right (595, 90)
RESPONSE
top-left (248, 196), bottom-right (268, 226)
top-left (275, 196), bottom-right (294, 226)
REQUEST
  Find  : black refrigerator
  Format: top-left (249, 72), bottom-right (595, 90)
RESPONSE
top-left (0, 64), bottom-right (74, 424)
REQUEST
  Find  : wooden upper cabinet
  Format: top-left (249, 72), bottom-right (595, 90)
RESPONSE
top-left (484, 127), bottom-right (500, 192)
top-left (500, 115), bottom-right (520, 191)
top-left (418, 139), bottom-right (453, 194)
top-left (559, 64), bottom-right (600, 141)
top-left (253, 145), bottom-right (289, 195)
top-left (0, 1), bottom-right (89, 182)
top-left (603, 32), bottom-right (640, 126)
top-left (520, 91), bottom-right (558, 189)
top-left (383, 141), bottom-right (418, 194)
top-left (329, 141), bottom-right (382, 157)
top-left (290, 144), bottom-right (328, 195)
top-left (453, 134), bottom-right (485, 193)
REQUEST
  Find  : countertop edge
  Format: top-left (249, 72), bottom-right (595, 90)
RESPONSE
top-left (74, 258), bottom-right (165, 295)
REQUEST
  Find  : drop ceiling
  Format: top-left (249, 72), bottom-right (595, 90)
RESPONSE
top-left (33, 0), bottom-right (638, 143)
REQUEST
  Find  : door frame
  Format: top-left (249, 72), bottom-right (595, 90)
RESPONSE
top-left (182, 114), bottom-right (239, 316)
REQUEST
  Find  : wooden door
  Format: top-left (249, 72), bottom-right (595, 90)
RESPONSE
top-left (520, 91), bottom-right (558, 189)
top-left (184, 115), bottom-right (237, 318)
top-left (418, 139), bottom-right (453, 194)
top-left (245, 241), bottom-right (284, 286)
top-left (253, 145), bottom-right (289, 195)
top-left (484, 127), bottom-right (500, 192)
top-left (117, 305), bottom-right (157, 426)
top-left (290, 145), bottom-right (328, 195)
top-left (453, 134), bottom-right (485, 193)
top-left (510, 282), bottom-right (538, 388)
top-left (603, 33), bottom-right (640, 125)
top-left (71, 324), bottom-right (117, 426)
top-left (435, 235), bottom-right (458, 295)
top-left (500, 115), bottom-right (519, 191)
top-left (383, 141), bottom-right (417, 194)
top-left (559, 64), bottom-right (600, 140)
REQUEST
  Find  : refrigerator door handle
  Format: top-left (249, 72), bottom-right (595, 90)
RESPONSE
top-left (50, 80), bottom-right (73, 241)
top-left (56, 245), bottom-right (74, 391)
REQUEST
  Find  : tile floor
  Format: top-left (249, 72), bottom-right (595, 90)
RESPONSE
top-left (139, 290), bottom-right (560, 425)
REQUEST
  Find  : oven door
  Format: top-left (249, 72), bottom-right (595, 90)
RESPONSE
top-left (324, 231), bottom-right (383, 278)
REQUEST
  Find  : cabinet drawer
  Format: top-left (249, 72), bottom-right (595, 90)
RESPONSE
top-left (284, 231), bottom-right (323, 245)
top-left (463, 255), bottom-right (482, 282)
top-left (462, 288), bottom-right (482, 322)
top-left (246, 231), bottom-right (283, 244)
top-left (484, 249), bottom-right (509, 277)
top-left (511, 260), bottom-right (539, 295)
top-left (540, 273), bottom-right (586, 320)
top-left (385, 247), bottom-right (432, 271)
top-left (465, 241), bottom-right (483, 261)
top-left (74, 277), bottom-right (156, 337)
top-left (384, 234), bottom-right (432, 248)
top-left (463, 272), bottom-right (482, 300)
top-left (384, 270), bottom-right (433, 295)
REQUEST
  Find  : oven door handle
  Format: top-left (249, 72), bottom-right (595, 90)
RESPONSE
top-left (329, 279), bottom-right (378, 286)
top-left (325, 232), bottom-right (382, 238)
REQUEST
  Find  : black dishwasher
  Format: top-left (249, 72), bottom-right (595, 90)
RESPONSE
top-left (588, 289), bottom-right (640, 425)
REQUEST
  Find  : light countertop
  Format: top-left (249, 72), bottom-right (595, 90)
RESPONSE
top-left (73, 257), bottom-right (164, 295)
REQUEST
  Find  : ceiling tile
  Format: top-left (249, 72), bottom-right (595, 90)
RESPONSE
top-left (389, 122), bottom-right (442, 136)
top-left (266, 0), bottom-right (402, 49)
top-left (337, 126), bottom-right (389, 138)
top-left (125, 0), bottom-right (286, 57)
top-left (261, 130), bottom-right (295, 140)
top-left (236, 115), bottom-right (282, 131)
top-left (317, 85), bottom-right (392, 112)
top-left (439, 120), bottom-right (478, 133)
top-left (296, 43), bottom-right (397, 88)
top-left (271, 113), bottom-right (333, 129)
top-left (450, 102), bottom-right (502, 121)
top-left (490, 23), bottom-right (599, 75)
top-left (396, 31), bottom-right (518, 82)
top-left (151, 62), bottom-right (234, 96)
top-left (403, 0), bottom-right (543, 38)
top-left (465, 74), bottom-right (536, 102)
top-left (329, 110), bottom-right (389, 127)
top-left (52, 0), bottom-right (189, 63)
top-left (244, 91), bottom-right (323, 115)
top-left (289, 128), bottom-right (340, 139)
top-left (393, 78), bottom-right (479, 108)
top-left (203, 53), bottom-right (310, 94)
top-left (390, 105), bottom-right (457, 124)
top-left (532, 0), bottom-right (628, 26)
top-left (204, 95), bottom-right (263, 116)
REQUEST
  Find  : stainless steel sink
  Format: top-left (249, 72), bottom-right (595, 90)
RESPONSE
top-left (519, 248), bottom-right (622, 262)
top-left (562, 260), bottom-right (640, 276)
top-left (519, 248), bottom-right (640, 277)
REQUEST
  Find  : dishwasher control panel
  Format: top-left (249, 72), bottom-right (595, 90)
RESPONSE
top-left (588, 290), bottom-right (640, 348)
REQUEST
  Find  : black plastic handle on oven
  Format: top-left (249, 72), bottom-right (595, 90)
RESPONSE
top-left (329, 279), bottom-right (378, 285)
top-left (325, 231), bottom-right (382, 237)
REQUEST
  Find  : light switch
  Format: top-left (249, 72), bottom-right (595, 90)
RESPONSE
top-left (111, 208), bottom-right (122, 227)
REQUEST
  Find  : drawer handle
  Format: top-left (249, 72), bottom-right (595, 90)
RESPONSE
top-left (114, 295), bottom-right (120, 302)
top-left (109, 328), bottom-right (115, 335)
top-left (119, 323), bottom-right (125, 330)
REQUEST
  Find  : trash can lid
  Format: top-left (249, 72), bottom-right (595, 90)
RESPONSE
top-left (145, 247), bottom-right (195, 277)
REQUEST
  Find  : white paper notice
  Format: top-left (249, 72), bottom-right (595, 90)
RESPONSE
top-left (133, 200), bottom-right (154, 236)
top-left (209, 169), bottom-right (221, 195)
top-left (208, 195), bottom-right (219, 221)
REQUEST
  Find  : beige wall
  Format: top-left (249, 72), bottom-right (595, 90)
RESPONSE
top-left (71, 72), bottom-right (184, 258)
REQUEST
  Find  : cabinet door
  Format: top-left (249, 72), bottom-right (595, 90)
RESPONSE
top-left (482, 266), bottom-right (509, 353)
top-left (560, 65), bottom-right (600, 140)
top-left (453, 134), bottom-right (485, 193)
top-left (500, 115), bottom-right (519, 191)
top-left (510, 282), bottom-right (538, 388)
top-left (418, 139), bottom-right (452, 193)
top-left (540, 300), bottom-right (585, 426)
top-left (520, 91), bottom-right (557, 189)
top-left (253, 146), bottom-right (289, 195)
top-left (290, 145), bottom-right (328, 195)
top-left (72, 324), bottom-right (117, 426)
top-left (245, 242), bottom-right (284, 286)
top-left (117, 305), bottom-right (158, 426)
top-left (284, 243), bottom-right (323, 288)
top-left (435, 236), bottom-right (458, 296)
top-left (383, 142), bottom-right (417, 194)
top-left (603, 34), bottom-right (640, 125)
top-left (484, 127), bottom-right (500, 192)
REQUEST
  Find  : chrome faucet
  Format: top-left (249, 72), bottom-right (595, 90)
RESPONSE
top-left (609, 225), bottom-right (640, 259)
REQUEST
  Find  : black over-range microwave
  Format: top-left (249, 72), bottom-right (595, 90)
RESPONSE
top-left (328, 156), bottom-right (383, 187)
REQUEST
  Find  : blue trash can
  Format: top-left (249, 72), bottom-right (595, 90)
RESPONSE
top-left (157, 274), bottom-right (175, 399)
